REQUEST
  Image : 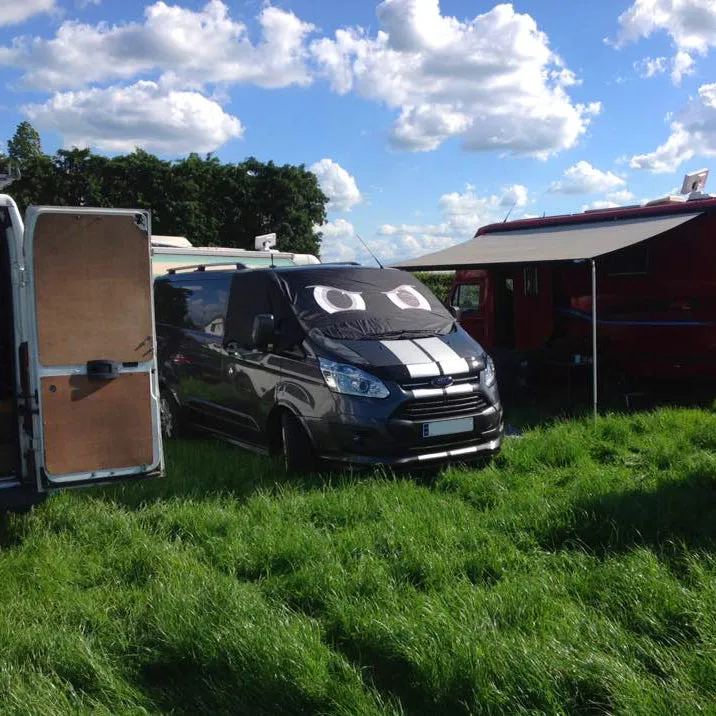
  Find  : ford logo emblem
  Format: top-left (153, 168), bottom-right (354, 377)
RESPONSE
top-left (431, 375), bottom-right (454, 387)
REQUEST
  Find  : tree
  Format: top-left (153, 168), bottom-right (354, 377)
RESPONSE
top-left (2, 124), bottom-right (329, 257)
top-left (7, 122), bottom-right (43, 166)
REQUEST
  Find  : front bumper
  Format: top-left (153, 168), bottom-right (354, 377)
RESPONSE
top-left (304, 399), bottom-right (504, 469)
top-left (318, 435), bottom-right (502, 468)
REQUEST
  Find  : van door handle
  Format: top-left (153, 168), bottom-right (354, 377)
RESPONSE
top-left (86, 359), bottom-right (121, 381)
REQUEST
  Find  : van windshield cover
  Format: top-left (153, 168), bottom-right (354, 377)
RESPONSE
top-left (278, 267), bottom-right (454, 341)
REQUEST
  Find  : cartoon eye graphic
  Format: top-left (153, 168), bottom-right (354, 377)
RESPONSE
top-left (385, 285), bottom-right (431, 311)
top-left (311, 285), bottom-right (366, 314)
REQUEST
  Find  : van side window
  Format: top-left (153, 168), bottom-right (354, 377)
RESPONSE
top-left (156, 276), bottom-right (232, 335)
top-left (524, 268), bottom-right (539, 297)
top-left (455, 283), bottom-right (481, 312)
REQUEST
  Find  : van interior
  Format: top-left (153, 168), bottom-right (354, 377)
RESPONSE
top-left (0, 221), bottom-right (17, 478)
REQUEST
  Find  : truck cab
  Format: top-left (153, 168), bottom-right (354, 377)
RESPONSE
top-left (0, 194), bottom-right (163, 509)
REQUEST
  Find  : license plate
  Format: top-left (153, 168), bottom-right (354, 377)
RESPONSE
top-left (422, 417), bottom-right (474, 438)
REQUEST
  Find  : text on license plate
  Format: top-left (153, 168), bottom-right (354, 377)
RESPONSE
top-left (422, 417), bottom-right (474, 438)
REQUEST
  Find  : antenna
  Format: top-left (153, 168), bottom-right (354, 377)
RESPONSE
top-left (255, 232), bottom-right (277, 268)
top-left (502, 200), bottom-right (517, 223)
top-left (356, 232), bottom-right (384, 269)
top-left (680, 168), bottom-right (709, 195)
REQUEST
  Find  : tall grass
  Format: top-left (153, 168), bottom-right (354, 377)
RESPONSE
top-left (0, 408), bottom-right (715, 714)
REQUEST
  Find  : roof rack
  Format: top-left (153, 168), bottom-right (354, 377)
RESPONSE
top-left (166, 262), bottom-right (248, 274)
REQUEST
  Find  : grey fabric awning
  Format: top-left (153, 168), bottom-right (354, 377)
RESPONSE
top-left (392, 213), bottom-right (703, 271)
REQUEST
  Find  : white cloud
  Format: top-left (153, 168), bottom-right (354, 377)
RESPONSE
top-left (0, 1), bottom-right (315, 91)
top-left (309, 159), bottom-right (362, 211)
top-left (548, 161), bottom-right (626, 194)
top-left (606, 189), bottom-right (635, 203)
top-left (629, 81), bottom-right (716, 172)
top-left (634, 56), bottom-right (668, 77)
top-left (311, 0), bottom-right (599, 157)
top-left (314, 219), bottom-right (358, 262)
top-left (580, 190), bottom-right (635, 212)
top-left (671, 50), bottom-right (696, 83)
top-left (315, 218), bottom-right (356, 239)
top-left (23, 80), bottom-right (244, 154)
top-left (0, 0), bottom-right (54, 26)
top-left (581, 200), bottom-right (620, 211)
top-left (615, 0), bottom-right (716, 84)
top-left (369, 183), bottom-right (530, 262)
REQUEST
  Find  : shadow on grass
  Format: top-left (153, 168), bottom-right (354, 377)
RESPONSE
top-left (544, 469), bottom-right (716, 557)
top-left (95, 438), bottom-right (438, 510)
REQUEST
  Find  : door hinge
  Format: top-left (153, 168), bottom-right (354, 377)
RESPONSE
top-left (11, 262), bottom-right (26, 287)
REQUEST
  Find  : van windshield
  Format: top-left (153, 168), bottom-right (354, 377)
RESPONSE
top-left (278, 266), bottom-right (455, 341)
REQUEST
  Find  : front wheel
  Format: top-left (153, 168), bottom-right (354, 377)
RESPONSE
top-left (281, 412), bottom-right (315, 474)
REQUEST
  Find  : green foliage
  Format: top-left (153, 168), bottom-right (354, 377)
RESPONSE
top-left (2, 408), bottom-right (716, 713)
top-left (5, 124), bottom-right (327, 256)
top-left (415, 271), bottom-right (454, 304)
top-left (7, 122), bottom-right (42, 166)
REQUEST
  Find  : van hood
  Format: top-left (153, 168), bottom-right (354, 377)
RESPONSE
top-left (309, 327), bottom-right (485, 381)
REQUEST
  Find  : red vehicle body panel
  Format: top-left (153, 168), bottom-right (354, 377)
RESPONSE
top-left (449, 198), bottom-right (716, 379)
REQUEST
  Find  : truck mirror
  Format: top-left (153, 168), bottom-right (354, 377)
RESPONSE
top-left (449, 305), bottom-right (462, 321)
top-left (251, 314), bottom-right (275, 352)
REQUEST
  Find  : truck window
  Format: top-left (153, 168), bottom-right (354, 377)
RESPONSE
top-left (455, 283), bottom-right (481, 312)
top-left (524, 267), bottom-right (539, 296)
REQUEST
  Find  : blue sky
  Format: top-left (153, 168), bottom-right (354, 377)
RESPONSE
top-left (1, 0), bottom-right (716, 263)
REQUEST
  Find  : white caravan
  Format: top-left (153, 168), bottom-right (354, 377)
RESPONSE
top-left (151, 234), bottom-right (320, 277)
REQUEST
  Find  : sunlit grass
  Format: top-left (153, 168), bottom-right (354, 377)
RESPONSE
top-left (0, 408), bottom-right (715, 713)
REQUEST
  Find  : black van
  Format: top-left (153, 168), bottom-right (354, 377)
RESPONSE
top-left (155, 264), bottom-right (503, 470)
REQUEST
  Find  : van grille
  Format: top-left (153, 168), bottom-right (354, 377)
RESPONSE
top-left (399, 373), bottom-right (478, 391)
top-left (395, 393), bottom-right (491, 421)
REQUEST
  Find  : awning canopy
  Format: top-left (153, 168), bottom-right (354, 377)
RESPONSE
top-left (392, 213), bottom-right (703, 271)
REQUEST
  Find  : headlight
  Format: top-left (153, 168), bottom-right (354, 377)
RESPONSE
top-left (319, 358), bottom-right (390, 399)
top-left (482, 354), bottom-right (496, 387)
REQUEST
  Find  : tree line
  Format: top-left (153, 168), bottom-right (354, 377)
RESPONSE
top-left (1, 123), bottom-right (328, 256)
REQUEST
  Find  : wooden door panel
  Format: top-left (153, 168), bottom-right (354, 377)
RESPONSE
top-left (40, 373), bottom-right (154, 475)
top-left (33, 213), bottom-right (153, 366)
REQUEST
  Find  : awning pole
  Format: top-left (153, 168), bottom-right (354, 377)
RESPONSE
top-left (591, 258), bottom-right (598, 423)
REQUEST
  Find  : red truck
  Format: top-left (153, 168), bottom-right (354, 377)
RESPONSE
top-left (448, 195), bottom-right (716, 384)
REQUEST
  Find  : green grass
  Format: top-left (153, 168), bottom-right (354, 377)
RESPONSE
top-left (1, 408), bottom-right (716, 714)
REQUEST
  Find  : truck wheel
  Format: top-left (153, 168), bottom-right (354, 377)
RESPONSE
top-left (160, 390), bottom-right (183, 439)
top-left (281, 412), bottom-right (315, 474)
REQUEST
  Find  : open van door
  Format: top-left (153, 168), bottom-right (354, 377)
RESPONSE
top-left (23, 207), bottom-right (163, 489)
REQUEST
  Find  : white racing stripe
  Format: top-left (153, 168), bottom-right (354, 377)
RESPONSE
top-left (381, 340), bottom-right (440, 378)
top-left (414, 337), bottom-right (470, 375)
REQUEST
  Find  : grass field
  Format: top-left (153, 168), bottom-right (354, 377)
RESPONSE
top-left (0, 408), bottom-right (715, 714)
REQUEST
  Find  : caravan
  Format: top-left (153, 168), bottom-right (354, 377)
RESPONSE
top-left (151, 232), bottom-right (321, 277)
top-left (0, 193), bottom-right (163, 509)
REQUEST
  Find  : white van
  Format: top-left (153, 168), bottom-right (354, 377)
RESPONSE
top-left (0, 194), bottom-right (164, 510)
top-left (151, 235), bottom-right (320, 277)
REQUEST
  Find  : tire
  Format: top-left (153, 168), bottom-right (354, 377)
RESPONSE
top-left (281, 412), bottom-right (315, 474)
top-left (160, 389), bottom-right (184, 440)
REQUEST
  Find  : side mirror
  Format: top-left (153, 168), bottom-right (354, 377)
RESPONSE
top-left (251, 313), bottom-right (275, 352)
top-left (449, 305), bottom-right (462, 322)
